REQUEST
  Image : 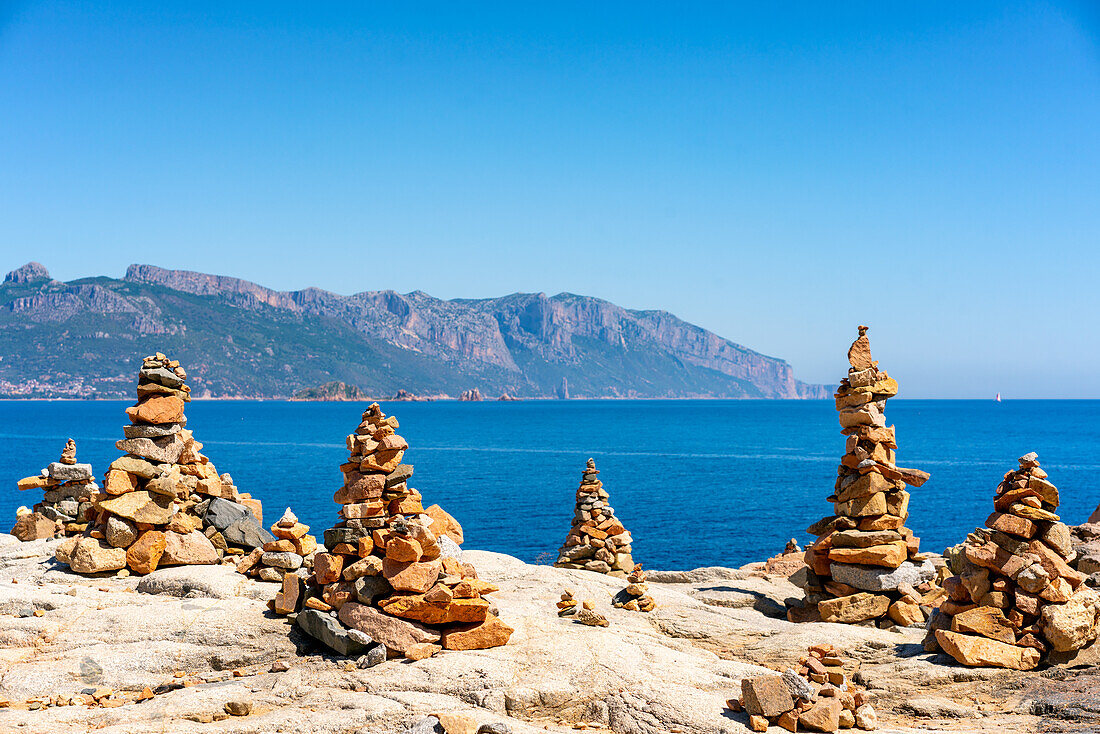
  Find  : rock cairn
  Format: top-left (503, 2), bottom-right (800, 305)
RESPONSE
top-left (554, 459), bottom-right (634, 576)
top-left (730, 645), bottom-right (878, 732)
top-left (236, 508), bottom-right (319, 583)
top-left (557, 588), bottom-right (578, 617)
top-left (274, 403), bottom-right (513, 661)
top-left (55, 353), bottom-right (274, 576)
top-left (11, 440), bottom-right (97, 541)
top-left (612, 563), bottom-right (656, 612)
top-left (791, 327), bottom-right (938, 627)
top-left (931, 453), bottom-right (1100, 670)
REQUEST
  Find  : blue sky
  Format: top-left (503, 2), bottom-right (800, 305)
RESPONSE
top-left (1, 2), bottom-right (1098, 397)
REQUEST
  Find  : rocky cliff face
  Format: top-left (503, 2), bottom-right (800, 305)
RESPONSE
top-left (1, 262), bottom-right (827, 399)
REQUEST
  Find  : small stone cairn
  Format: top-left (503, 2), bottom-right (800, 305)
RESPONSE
top-left (791, 327), bottom-right (939, 627)
top-left (55, 353), bottom-right (274, 575)
top-left (557, 588), bottom-right (578, 616)
top-left (612, 563), bottom-right (656, 612)
top-left (236, 508), bottom-right (320, 583)
top-left (273, 403), bottom-right (513, 661)
top-left (931, 453), bottom-right (1100, 670)
top-left (11, 439), bottom-right (97, 540)
top-left (554, 458), bottom-right (634, 576)
top-left (731, 645), bottom-right (878, 732)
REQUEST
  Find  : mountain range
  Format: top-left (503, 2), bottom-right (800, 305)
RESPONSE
top-left (0, 261), bottom-right (827, 400)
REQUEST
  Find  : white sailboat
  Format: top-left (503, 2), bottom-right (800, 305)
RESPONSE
top-left (995, 393), bottom-right (1002, 402)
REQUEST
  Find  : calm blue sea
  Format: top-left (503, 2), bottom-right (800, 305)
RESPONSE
top-left (1, 400), bottom-right (1097, 570)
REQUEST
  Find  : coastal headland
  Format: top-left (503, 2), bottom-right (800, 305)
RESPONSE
top-left (0, 535), bottom-right (1096, 733)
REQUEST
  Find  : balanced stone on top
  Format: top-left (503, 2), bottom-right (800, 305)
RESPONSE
top-left (53, 353), bottom-right (274, 576)
top-left (930, 454), bottom-right (1099, 669)
top-left (613, 563), bottom-right (656, 612)
top-left (10, 440), bottom-right (97, 541)
top-left (789, 327), bottom-right (940, 627)
top-left (554, 458), bottom-right (635, 576)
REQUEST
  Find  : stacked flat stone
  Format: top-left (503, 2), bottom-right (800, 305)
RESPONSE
top-left (931, 454), bottom-right (1100, 670)
top-left (792, 327), bottom-right (938, 627)
top-left (731, 645), bottom-right (878, 732)
top-left (11, 440), bottom-right (97, 541)
top-left (275, 403), bottom-right (513, 661)
top-left (55, 353), bottom-right (273, 576)
top-left (612, 563), bottom-right (656, 612)
top-left (554, 459), bottom-right (634, 576)
top-left (236, 508), bottom-right (319, 583)
top-left (556, 588), bottom-right (578, 616)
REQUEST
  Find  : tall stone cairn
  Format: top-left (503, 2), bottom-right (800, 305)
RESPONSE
top-left (792, 326), bottom-right (938, 626)
top-left (275, 403), bottom-right (513, 661)
top-left (931, 454), bottom-right (1100, 669)
top-left (54, 353), bottom-right (275, 575)
top-left (554, 459), bottom-right (634, 576)
top-left (11, 440), bottom-right (96, 541)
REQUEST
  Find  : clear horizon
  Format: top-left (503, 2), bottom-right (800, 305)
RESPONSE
top-left (2, 2), bottom-right (1099, 398)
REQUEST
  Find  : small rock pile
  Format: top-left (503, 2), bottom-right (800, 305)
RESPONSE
top-left (730, 645), bottom-right (878, 732)
top-left (11, 440), bottom-right (96, 540)
top-left (275, 403), bottom-right (513, 661)
top-left (236, 508), bottom-right (319, 583)
top-left (554, 458), bottom-right (634, 576)
top-left (553, 589), bottom-right (610, 627)
top-left (612, 563), bottom-right (656, 611)
top-left (931, 453), bottom-right (1100, 670)
top-left (574, 599), bottom-right (610, 627)
top-left (55, 353), bottom-right (274, 576)
top-left (791, 327), bottom-right (938, 627)
top-left (556, 588), bottom-right (578, 617)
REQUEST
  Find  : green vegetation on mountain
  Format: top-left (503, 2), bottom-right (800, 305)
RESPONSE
top-left (0, 263), bottom-right (826, 400)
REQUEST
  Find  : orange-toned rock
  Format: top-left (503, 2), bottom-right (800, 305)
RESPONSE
top-left (986, 511), bottom-right (1037, 539)
top-left (377, 593), bottom-right (489, 625)
top-left (404, 642), bottom-right (441, 661)
top-left (12, 513), bottom-right (59, 542)
top-left (159, 530), bottom-right (218, 566)
top-left (385, 536), bottom-right (422, 563)
top-left (424, 584), bottom-right (455, 606)
top-left (239, 498), bottom-right (263, 524)
top-left (126, 531), bottom-right (167, 574)
top-left (295, 535), bottom-right (317, 556)
top-left (887, 599), bottom-right (924, 627)
top-left (818, 592), bottom-right (890, 624)
top-left (935, 629), bottom-right (1040, 670)
top-left (440, 614), bottom-right (514, 650)
top-left (314, 553), bottom-right (344, 585)
top-left (274, 573), bottom-right (304, 615)
top-left (104, 470), bottom-right (139, 496)
top-left (17, 475), bottom-right (50, 491)
top-left (388, 493), bottom-right (424, 515)
top-left (423, 504), bottom-right (464, 545)
top-left (322, 581), bottom-right (356, 611)
top-left (125, 395), bottom-right (185, 425)
top-left (951, 607), bottom-right (1016, 644)
top-left (382, 558), bottom-right (441, 593)
top-left (827, 540), bottom-right (907, 569)
top-left (272, 522), bottom-right (309, 540)
top-left (452, 578), bottom-right (498, 598)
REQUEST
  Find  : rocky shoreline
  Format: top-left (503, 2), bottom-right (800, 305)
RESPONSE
top-left (1, 535), bottom-right (1096, 734)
